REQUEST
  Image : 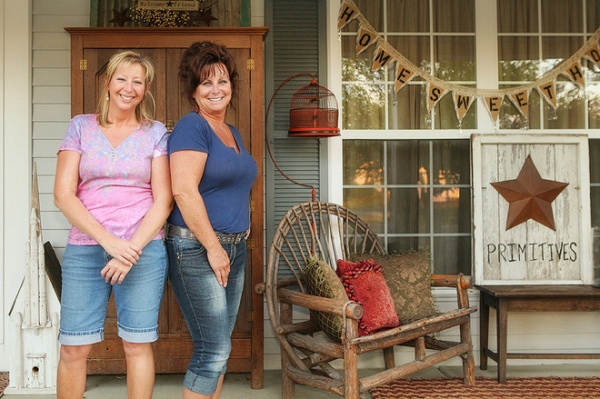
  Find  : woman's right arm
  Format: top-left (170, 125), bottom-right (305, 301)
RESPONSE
top-left (54, 150), bottom-right (141, 266)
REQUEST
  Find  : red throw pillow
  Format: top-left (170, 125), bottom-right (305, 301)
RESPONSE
top-left (336, 259), bottom-right (400, 336)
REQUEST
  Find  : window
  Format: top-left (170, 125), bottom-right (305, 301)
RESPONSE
top-left (344, 139), bottom-right (471, 275)
top-left (341, 0), bottom-right (475, 275)
top-left (497, 0), bottom-right (600, 129)
top-left (591, 140), bottom-right (600, 229)
top-left (339, 0), bottom-right (600, 275)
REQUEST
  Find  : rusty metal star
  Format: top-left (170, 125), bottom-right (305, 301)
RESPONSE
top-left (109, 7), bottom-right (131, 27)
top-left (491, 155), bottom-right (568, 231)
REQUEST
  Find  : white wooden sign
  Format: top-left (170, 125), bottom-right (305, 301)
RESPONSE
top-left (472, 134), bottom-right (592, 285)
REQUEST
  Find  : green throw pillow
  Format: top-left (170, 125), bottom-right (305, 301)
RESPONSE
top-left (304, 257), bottom-right (349, 342)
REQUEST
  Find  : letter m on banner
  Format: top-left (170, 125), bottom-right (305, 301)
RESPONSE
top-left (372, 45), bottom-right (392, 71)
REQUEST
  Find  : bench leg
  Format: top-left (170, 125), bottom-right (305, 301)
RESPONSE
top-left (280, 302), bottom-right (295, 399)
top-left (497, 299), bottom-right (508, 383)
top-left (479, 293), bottom-right (490, 370)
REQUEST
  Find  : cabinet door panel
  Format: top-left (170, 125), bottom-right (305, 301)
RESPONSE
top-left (68, 28), bottom-right (265, 387)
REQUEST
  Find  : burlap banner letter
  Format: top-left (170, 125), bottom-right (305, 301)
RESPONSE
top-left (356, 25), bottom-right (378, 55)
top-left (453, 92), bottom-right (474, 123)
top-left (537, 80), bottom-right (558, 109)
top-left (394, 61), bottom-right (416, 92)
top-left (584, 44), bottom-right (600, 68)
top-left (372, 45), bottom-right (393, 71)
top-left (484, 95), bottom-right (504, 125)
top-left (563, 60), bottom-right (585, 87)
top-left (338, 0), bottom-right (360, 30)
top-left (427, 82), bottom-right (448, 112)
top-left (509, 89), bottom-right (530, 120)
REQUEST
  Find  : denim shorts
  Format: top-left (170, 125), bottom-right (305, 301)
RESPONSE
top-left (166, 234), bottom-right (246, 395)
top-left (58, 239), bottom-right (168, 346)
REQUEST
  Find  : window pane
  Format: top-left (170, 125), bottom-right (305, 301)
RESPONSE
top-left (542, 36), bottom-right (584, 61)
top-left (386, 141), bottom-right (429, 185)
top-left (498, 86), bottom-right (541, 129)
top-left (590, 139), bottom-right (600, 183)
top-left (388, 188), bottom-right (430, 234)
top-left (434, 93), bottom-right (477, 130)
top-left (350, 0), bottom-right (384, 31)
top-left (588, 1), bottom-right (600, 31)
top-left (433, 236), bottom-right (471, 275)
top-left (544, 82), bottom-right (586, 129)
top-left (388, 236), bottom-right (431, 255)
top-left (342, 83), bottom-right (385, 129)
top-left (434, 37), bottom-right (476, 81)
top-left (343, 140), bottom-right (384, 186)
top-left (590, 84), bottom-right (600, 128)
top-left (433, 187), bottom-right (471, 234)
top-left (498, 36), bottom-right (540, 82)
top-left (432, 140), bottom-right (470, 185)
top-left (387, 36), bottom-right (431, 75)
top-left (433, 0), bottom-right (475, 32)
top-left (541, 0), bottom-right (582, 33)
top-left (388, 84), bottom-right (430, 129)
top-left (387, 0), bottom-right (430, 32)
top-left (342, 37), bottom-right (383, 82)
top-left (592, 187), bottom-right (600, 228)
top-left (344, 187), bottom-right (385, 233)
top-left (497, 0), bottom-right (538, 33)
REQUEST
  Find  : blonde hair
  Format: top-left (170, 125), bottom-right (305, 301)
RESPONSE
top-left (97, 50), bottom-right (156, 127)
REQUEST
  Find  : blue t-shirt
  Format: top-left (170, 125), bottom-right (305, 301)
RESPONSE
top-left (167, 112), bottom-right (258, 234)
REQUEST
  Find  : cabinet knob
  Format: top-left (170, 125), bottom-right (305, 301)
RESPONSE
top-left (166, 119), bottom-right (175, 133)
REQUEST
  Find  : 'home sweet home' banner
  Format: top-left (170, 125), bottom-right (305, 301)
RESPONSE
top-left (338, 0), bottom-right (600, 126)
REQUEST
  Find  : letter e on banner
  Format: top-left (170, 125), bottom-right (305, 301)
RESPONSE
top-left (484, 95), bottom-right (504, 125)
top-left (509, 89), bottom-right (530, 120)
top-left (394, 61), bottom-right (416, 92)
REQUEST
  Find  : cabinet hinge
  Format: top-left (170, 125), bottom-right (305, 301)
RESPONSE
top-left (246, 58), bottom-right (254, 71)
top-left (250, 200), bottom-right (255, 212)
top-left (247, 239), bottom-right (255, 251)
top-left (80, 59), bottom-right (87, 71)
top-left (247, 310), bottom-right (255, 322)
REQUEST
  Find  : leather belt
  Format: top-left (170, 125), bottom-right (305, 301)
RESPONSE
top-left (166, 224), bottom-right (247, 245)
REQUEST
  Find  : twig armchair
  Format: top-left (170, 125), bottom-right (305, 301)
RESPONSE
top-left (263, 202), bottom-right (476, 399)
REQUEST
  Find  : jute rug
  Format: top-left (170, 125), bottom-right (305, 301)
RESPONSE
top-left (370, 377), bottom-right (600, 399)
top-left (0, 372), bottom-right (8, 397)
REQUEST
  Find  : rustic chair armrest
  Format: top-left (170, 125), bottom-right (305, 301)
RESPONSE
top-left (431, 274), bottom-right (472, 309)
top-left (277, 287), bottom-right (363, 320)
top-left (431, 274), bottom-right (472, 289)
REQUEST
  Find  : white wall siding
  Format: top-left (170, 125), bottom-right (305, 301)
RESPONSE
top-left (32, 0), bottom-right (88, 262)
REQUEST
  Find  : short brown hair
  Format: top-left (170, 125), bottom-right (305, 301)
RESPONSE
top-left (179, 41), bottom-right (239, 111)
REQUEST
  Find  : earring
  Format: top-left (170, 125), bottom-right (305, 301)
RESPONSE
top-left (106, 92), bottom-right (109, 101)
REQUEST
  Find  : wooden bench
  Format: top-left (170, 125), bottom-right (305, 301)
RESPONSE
top-left (476, 284), bottom-right (600, 383)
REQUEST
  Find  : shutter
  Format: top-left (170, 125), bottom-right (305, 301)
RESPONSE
top-left (266, 0), bottom-right (322, 276)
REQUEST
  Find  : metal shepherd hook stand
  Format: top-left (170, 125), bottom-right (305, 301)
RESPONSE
top-left (265, 73), bottom-right (340, 202)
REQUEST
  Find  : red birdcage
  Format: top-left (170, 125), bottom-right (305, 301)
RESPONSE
top-left (288, 79), bottom-right (340, 138)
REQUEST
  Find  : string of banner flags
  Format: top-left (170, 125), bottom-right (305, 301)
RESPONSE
top-left (337, 0), bottom-right (600, 126)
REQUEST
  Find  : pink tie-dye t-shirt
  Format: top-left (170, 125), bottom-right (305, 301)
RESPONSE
top-left (59, 114), bottom-right (168, 245)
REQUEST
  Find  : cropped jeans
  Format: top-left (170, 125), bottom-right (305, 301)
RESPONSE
top-left (166, 234), bottom-right (246, 395)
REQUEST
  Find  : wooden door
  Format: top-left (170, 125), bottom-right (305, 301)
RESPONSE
top-left (66, 28), bottom-right (266, 388)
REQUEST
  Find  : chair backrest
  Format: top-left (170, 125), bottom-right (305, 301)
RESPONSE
top-left (267, 202), bottom-right (385, 294)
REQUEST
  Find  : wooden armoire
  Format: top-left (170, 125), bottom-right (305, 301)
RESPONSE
top-left (65, 27), bottom-right (267, 389)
